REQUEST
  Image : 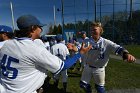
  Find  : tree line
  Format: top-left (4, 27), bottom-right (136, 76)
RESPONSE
top-left (47, 10), bottom-right (140, 45)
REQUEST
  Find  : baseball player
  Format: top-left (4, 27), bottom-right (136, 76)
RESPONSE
top-left (0, 15), bottom-right (92, 93)
top-left (40, 35), bottom-right (51, 51)
top-left (33, 39), bottom-right (51, 93)
top-left (0, 25), bottom-right (14, 87)
top-left (51, 34), bottom-right (70, 92)
top-left (78, 31), bottom-right (89, 71)
top-left (79, 22), bottom-right (136, 93)
top-left (0, 25), bottom-right (14, 48)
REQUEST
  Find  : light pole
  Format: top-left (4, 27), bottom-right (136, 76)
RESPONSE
top-left (61, 0), bottom-right (64, 38)
top-left (130, 0), bottom-right (133, 19)
top-left (53, 5), bottom-right (56, 27)
top-left (10, 1), bottom-right (15, 31)
top-left (57, 0), bottom-right (64, 38)
top-left (94, 0), bottom-right (96, 21)
top-left (99, 0), bottom-right (102, 22)
top-left (112, 0), bottom-right (115, 41)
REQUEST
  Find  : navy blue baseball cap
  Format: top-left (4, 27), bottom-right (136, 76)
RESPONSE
top-left (0, 25), bottom-right (13, 33)
top-left (41, 35), bottom-right (48, 41)
top-left (81, 31), bottom-right (86, 34)
top-left (17, 15), bottom-right (46, 29)
top-left (55, 34), bottom-right (62, 41)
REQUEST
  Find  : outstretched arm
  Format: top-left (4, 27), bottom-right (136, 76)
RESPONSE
top-left (123, 52), bottom-right (136, 62)
top-left (63, 43), bottom-right (92, 70)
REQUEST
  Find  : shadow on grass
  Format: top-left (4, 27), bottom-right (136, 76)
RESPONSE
top-left (43, 83), bottom-right (72, 93)
top-left (67, 72), bottom-right (81, 77)
top-left (67, 68), bottom-right (82, 77)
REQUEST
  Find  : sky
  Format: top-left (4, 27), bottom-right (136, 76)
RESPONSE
top-left (0, 0), bottom-right (62, 34)
top-left (0, 0), bottom-right (140, 34)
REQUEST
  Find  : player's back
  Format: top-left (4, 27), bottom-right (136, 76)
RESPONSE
top-left (0, 39), bottom-right (47, 93)
top-left (51, 43), bottom-right (69, 61)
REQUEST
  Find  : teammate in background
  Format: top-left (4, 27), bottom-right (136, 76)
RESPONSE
top-left (71, 31), bottom-right (89, 72)
top-left (0, 25), bottom-right (14, 86)
top-left (78, 31), bottom-right (89, 71)
top-left (78, 31), bottom-right (89, 43)
top-left (49, 36), bottom-right (57, 48)
top-left (0, 25), bottom-right (14, 48)
top-left (41, 35), bottom-right (51, 51)
top-left (0, 15), bottom-right (92, 93)
top-left (68, 37), bottom-right (79, 72)
top-left (79, 22), bottom-right (136, 93)
top-left (51, 34), bottom-right (70, 92)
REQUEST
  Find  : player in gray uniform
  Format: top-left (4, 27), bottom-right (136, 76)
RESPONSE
top-left (51, 34), bottom-right (70, 92)
top-left (79, 22), bottom-right (136, 93)
top-left (0, 15), bottom-right (92, 93)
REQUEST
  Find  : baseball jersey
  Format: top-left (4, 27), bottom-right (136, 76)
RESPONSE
top-left (0, 40), bottom-right (8, 85)
top-left (44, 42), bottom-right (50, 51)
top-left (51, 42), bottom-right (70, 61)
top-left (78, 37), bottom-right (89, 43)
top-left (0, 38), bottom-right (64, 93)
top-left (83, 37), bottom-right (123, 67)
top-left (77, 37), bottom-right (89, 62)
top-left (34, 39), bottom-right (46, 48)
top-left (0, 40), bottom-right (8, 49)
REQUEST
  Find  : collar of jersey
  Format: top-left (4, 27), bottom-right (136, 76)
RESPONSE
top-left (15, 37), bottom-right (33, 41)
top-left (90, 37), bottom-right (103, 44)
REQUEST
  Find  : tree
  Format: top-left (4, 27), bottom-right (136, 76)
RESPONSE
top-left (57, 24), bottom-right (62, 34)
top-left (48, 25), bottom-right (53, 35)
top-left (127, 10), bottom-right (140, 44)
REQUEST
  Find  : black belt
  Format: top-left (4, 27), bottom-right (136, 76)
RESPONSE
top-left (89, 65), bottom-right (103, 68)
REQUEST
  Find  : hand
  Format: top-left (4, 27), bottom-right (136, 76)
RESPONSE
top-left (67, 43), bottom-right (78, 52)
top-left (79, 43), bottom-right (92, 55)
top-left (126, 54), bottom-right (136, 62)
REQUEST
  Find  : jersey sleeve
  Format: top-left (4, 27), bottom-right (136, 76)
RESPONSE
top-left (34, 39), bottom-right (46, 48)
top-left (106, 39), bottom-right (127, 56)
top-left (36, 49), bottom-right (64, 74)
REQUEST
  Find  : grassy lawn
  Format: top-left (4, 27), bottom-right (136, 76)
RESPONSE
top-left (106, 59), bottom-right (140, 90)
top-left (45, 58), bottom-right (140, 93)
top-left (124, 45), bottom-right (140, 59)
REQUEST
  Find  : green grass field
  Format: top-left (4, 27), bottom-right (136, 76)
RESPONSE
top-left (45, 58), bottom-right (140, 93)
top-left (124, 45), bottom-right (140, 59)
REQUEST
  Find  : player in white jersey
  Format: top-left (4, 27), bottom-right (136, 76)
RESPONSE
top-left (0, 15), bottom-right (92, 93)
top-left (33, 39), bottom-right (51, 93)
top-left (0, 25), bottom-right (14, 48)
top-left (51, 34), bottom-right (70, 92)
top-left (79, 22), bottom-right (136, 93)
top-left (0, 25), bottom-right (14, 88)
top-left (78, 31), bottom-right (89, 71)
top-left (41, 35), bottom-right (51, 51)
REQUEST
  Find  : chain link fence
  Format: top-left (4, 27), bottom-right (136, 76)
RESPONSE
top-left (62, 0), bottom-right (140, 44)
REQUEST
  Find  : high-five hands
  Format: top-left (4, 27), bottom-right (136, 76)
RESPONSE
top-left (79, 43), bottom-right (92, 54)
top-left (67, 43), bottom-right (92, 55)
